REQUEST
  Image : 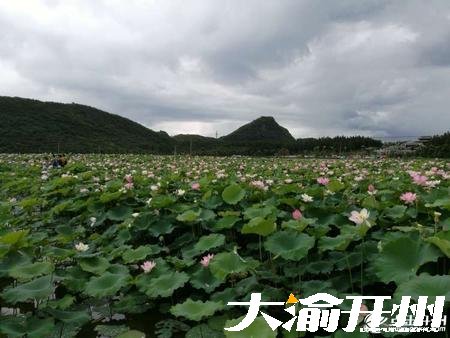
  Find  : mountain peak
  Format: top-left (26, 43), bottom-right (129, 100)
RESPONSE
top-left (221, 116), bottom-right (295, 143)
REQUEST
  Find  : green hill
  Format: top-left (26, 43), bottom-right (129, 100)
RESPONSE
top-left (0, 96), bottom-right (174, 153)
top-left (0, 96), bottom-right (389, 156)
top-left (173, 117), bottom-right (297, 155)
top-left (221, 116), bottom-right (295, 143)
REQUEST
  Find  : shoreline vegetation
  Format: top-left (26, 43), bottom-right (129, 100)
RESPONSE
top-left (1, 96), bottom-right (448, 157)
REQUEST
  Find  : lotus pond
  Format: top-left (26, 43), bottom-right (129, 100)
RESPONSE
top-left (0, 154), bottom-right (449, 337)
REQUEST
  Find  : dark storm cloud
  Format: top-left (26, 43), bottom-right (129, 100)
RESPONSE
top-left (0, 0), bottom-right (449, 137)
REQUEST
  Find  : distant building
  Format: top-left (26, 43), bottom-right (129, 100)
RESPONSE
top-left (377, 136), bottom-right (431, 156)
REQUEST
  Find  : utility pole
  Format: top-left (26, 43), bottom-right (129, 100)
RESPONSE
top-left (215, 131), bottom-right (218, 139)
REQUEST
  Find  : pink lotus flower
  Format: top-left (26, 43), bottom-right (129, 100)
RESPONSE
top-left (250, 180), bottom-right (267, 190)
top-left (411, 173), bottom-right (428, 186)
top-left (200, 254), bottom-right (214, 267)
top-left (292, 209), bottom-right (302, 220)
top-left (317, 177), bottom-right (330, 185)
top-left (400, 192), bottom-right (417, 204)
top-left (123, 174), bottom-right (134, 189)
top-left (141, 260), bottom-right (156, 273)
top-left (191, 182), bottom-right (200, 190)
top-left (367, 184), bottom-right (377, 196)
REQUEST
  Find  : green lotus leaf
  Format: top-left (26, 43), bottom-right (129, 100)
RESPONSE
top-left (149, 220), bottom-right (175, 236)
top-left (0, 315), bottom-right (25, 337)
top-left (394, 274), bottom-right (450, 302)
top-left (222, 184), bottom-right (246, 205)
top-left (100, 191), bottom-right (123, 204)
top-left (264, 231), bottom-right (315, 261)
top-left (0, 230), bottom-right (29, 246)
top-left (318, 234), bottom-right (355, 252)
top-left (302, 280), bottom-right (336, 298)
top-left (133, 213), bottom-right (175, 236)
top-left (42, 246), bottom-right (74, 260)
top-left (425, 231), bottom-right (450, 258)
top-left (194, 234), bottom-right (226, 253)
top-left (330, 251), bottom-right (363, 271)
top-left (0, 252), bottom-right (31, 278)
top-left (177, 209), bottom-right (201, 222)
top-left (170, 299), bottom-right (223, 321)
top-left (186, 324), bottom-right (223, 338)
top-left (328, 179), bottom-right (345, 192)
top-left (28, 318), bottom-right (55, 338)
top-left (425, 197), bottom-right (450, 210)
top-left (316, 213), bottom-right (350, 227)
top-left (224, 316), bottom-right (276, 338)
top-left (117, 330), bottom-right (146, 338)
top-left (242, 217), bottom-right (276, 236)
top-left (190, 267), bottom-right (223, 292)
top-left (47, 295), bottom-right (75, 310)
top-left (202, 193), bottom-right (223, 209)
top-left (85, 271), bottom-right (130, 298)
top-left (281, 218), bottom-right (313, 232)
top-left (305, 260), bottom-right (334, 274)
top-left (95, 325), bottom-right (129, 337)
top-left (243, 206), bottom-right (276, 220)
top-left (2, 275), bottom-right (54, 304)
top-left (150, 194), bottom-right (176, 208)
top-left (213, 215), bottom-right (240, 230)
top-left (136, 271), bottom-right (189, 298)
top-left (207, 315), bottom-right (230, 331)
top-left (374, 234), bottom-right (441, 284)
top-left (45, 309), bottom-right (90, 325)
top-left (79, 256), bottom-right (110, 275)
top-left (384, 205), bottom-right (407, 219)
top-left (0, 244), bottom-right (9, 258)
top-left (199, 208), bottom-right (216, 222)
top-left (112, 293), bottom-right (152, 314)
top-left (362, 195), bottom-right (380, 210)
top-left (107, 205), bottom-right (133, 221)
top-left (154, 319), bottom-right (190, 337)
top-left (0, 316), bottom-right (54, 338)
top-left (122, 246), bottom-right (154, 263)
top-left (59, 266), bottom-right (91, 292)
top-left (9, 261), bottom-right (54, 281)
top-left (209, 252), bottom-right (259, 281)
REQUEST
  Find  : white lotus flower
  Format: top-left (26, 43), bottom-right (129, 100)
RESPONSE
top-left (349, 208), bottom-right (371, 227)
top-left (301, 194), bottom-right (313, 202)
top-left (75, 242), bottom-right (89, 252)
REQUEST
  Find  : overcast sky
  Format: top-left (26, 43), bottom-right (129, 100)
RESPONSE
top-left (1, 0), bottom-right (450, 138)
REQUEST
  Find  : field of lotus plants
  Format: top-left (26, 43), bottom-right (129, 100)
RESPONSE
top-left (0, 154), bottom-right (449, 337)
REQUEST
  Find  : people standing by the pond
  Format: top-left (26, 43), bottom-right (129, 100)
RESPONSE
top-left (51, 153), bottom-right (60, 168)
top-left (58, 154), bottom-right (67, 167)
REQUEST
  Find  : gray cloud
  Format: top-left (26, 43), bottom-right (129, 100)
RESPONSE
top-left (0, 0), bottom-right (449, 138)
